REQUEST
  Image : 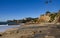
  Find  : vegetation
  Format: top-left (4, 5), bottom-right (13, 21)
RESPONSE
top-left (49, 13), bottom-right (57, 22)
top-left (7, 17), bottom-right (38, 25)
top-left (39, 10), bottom-right (60, 23)
top-left (7, 10), bottom-right (60, 24)
top-left (1, 10), bottom-right (60, 25)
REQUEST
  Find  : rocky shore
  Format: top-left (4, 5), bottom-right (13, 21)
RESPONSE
top-left (0, 23), bottom-right (60, 38)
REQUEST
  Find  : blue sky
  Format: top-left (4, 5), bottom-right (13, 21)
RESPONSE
top-left (0, 0), bottom-right (60, 21)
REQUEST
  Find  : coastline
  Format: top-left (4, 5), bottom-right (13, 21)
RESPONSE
top-left (0, 23), bottom-right (60, 38)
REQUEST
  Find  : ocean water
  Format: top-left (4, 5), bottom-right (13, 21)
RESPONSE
top-left (0, 25), bottom-right (20, 32)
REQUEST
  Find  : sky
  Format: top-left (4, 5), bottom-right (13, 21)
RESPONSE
top-left (0, 0), bottom-right (60, 21)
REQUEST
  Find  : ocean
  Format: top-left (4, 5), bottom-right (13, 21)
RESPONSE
top-left (0, 25), bottom-right (20, 32)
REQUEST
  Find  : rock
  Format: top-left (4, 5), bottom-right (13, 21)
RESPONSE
top-left (53, 16), bottom-right (60, 23)
top-left (38, 15), bottom-right (50, 23)
top-left (0, 34), bottom-right (2, 36)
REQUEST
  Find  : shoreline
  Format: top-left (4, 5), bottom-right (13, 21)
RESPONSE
top-left (0, 23), bottom-right (60, 38)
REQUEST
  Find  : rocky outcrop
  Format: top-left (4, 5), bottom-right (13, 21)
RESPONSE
top-left (38, 15), bottom-right (50, 23)
top-left (53, 15), bottom-right (60, 23)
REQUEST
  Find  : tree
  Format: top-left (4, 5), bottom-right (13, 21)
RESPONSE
top-left (46, 11), bottom-right (51, 14)
top-left (49, 13), bottom-right (57, 22)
